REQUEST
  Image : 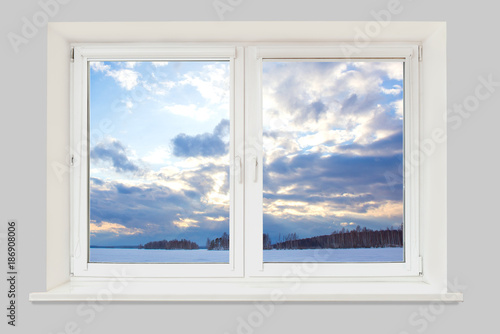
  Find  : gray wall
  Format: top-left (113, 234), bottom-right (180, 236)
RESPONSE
top-left (1, 0), bottom-right (497, 333)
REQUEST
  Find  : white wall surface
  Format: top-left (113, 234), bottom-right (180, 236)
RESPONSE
top-left (0, 0), bottom-right (497, 333)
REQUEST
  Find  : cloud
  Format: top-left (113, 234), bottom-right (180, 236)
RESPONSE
top-left (90, 62), bottom-right (110, 72)
top-left (90, 221), bottom-right (143, 236)
top-left (173, 217), bottom-right (199, 228)
top-left (124, 62), bottom-right (137, 69)
top-left (335, 131), bottom-right (403, 157)
top-left (172, 119), bottom-right (229, 157)
top-left (90, 61), bottom-right (140, 90)
top-left (106, 69), bottom-right (140, 90)
top-left (180, 63), bottom-right (230, 104)
top-left (205, 216), bottom-right (227, 222)
top-left (382, 84), bottom-right (403, 95)
top-left (91, 138), bottom-right (141, 173)
top-left (392, 99), bottom-right (404, 118)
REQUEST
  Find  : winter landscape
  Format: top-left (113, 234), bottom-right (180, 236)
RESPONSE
top-left (90, 247), bottom-right (403, 263)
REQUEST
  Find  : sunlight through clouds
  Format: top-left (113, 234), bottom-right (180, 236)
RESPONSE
top-left (262, 61), bottom-right (404, 238)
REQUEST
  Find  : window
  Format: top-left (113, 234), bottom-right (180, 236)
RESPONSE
top-left (32, 22), bottom-right (461, 302)
top-left (71, 46), bottom-right (245, 277)
top-left (245, 46), bottom-right (420, 277)
top-left (71, 44), bottom-right (419, 278)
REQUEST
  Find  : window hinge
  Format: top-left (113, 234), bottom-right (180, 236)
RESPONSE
top-left (70, 154), bottom-right (75, 166)
top-left (418, 256), bottom-right (423, 276)
top-left (70, 48), bottom-right (75, 62)
top-left (418, 45), bottom-right (423, 62)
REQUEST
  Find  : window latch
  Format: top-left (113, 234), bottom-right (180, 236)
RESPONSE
top-left (235, 156), bottom-right (242, 183)
top-left (253, 157), bottom-right (258, 182)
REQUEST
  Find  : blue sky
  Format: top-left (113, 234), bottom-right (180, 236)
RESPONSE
top-left (88, 60), bottom-right (403, 247)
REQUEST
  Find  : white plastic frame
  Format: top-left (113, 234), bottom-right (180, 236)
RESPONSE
top-left (70, 45), bottom-right (245, 277)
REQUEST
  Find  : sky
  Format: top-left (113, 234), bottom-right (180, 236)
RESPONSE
top-left (88, 59), bottom-right (404, 247)
top-left (262, 61), bottom-right (404, 243)
top-left (89, 60), bottom-right (231, 247)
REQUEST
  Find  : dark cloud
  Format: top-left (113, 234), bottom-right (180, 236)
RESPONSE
top-left (90, 177), bottom-right (104, 186)
top-left (91, 139), bottom-right (140, 173)
top-left (172, 119), bottom-right (229, 157)
top-left (115, 184), bottom-right (142, 194)
top-left (336, 131), bottom-right (403, 157)
top-left (213, 119), bottom-right (230, 137)
top-left (340, 93), bottom-right (381, 119)
top-left (296, 100), bottom-right (328, 123)
top-left (265, 152), bottom-right (403, 200)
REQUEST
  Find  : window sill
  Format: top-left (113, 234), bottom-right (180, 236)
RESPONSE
top-left (30, 280), bottom-right (463, 302)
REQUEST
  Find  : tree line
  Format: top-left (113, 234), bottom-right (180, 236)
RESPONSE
top-left (136, 225), bottom-right (402, 251)
top-left (139, 239), bottom-right (199, 250)
top-left (266, 225), bottom-right (403, 250)
top-left (206, 232), bottom-right (229, 250)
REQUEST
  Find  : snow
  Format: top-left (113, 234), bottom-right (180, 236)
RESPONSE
top-left (90, 247), bottom-right (403, 263)
top-left (90, 248), bottom-right (229, 263)
top-left (263, 247), bottom-right (403, 262)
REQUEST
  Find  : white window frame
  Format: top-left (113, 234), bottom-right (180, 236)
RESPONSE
top-left (245, 45), bottom-right (420, 277)
top-left (30, 22), bottom-right (462, 302)
top-left (71, 45), bottom-right (245, 277)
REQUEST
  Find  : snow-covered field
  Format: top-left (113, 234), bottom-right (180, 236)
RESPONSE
top-left (90, 248), bottom-right (230, 263)
top-left (264, 247), bottom-right (403, 262)
top-left (90, 247), bottom-right (403, 263)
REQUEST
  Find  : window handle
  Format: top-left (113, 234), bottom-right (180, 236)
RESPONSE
top-left (235, 156), bottom-right (242, 183)
top-left (253, 156), bottom-right (258, 182)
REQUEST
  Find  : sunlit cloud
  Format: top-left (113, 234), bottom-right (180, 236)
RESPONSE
top-left (90, 221), bottom-right (144, 236)
top-left (205, 216), bottom-right (227, 222)
top-left (173, 217), bottom-right (199, 228)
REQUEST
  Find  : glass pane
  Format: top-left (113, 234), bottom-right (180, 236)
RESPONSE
top-left (262, 61), bottom-right (404, 262)
top-left (88, 61), bottom-right (231, 263)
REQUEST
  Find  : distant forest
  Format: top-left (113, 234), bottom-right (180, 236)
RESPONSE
top-left (137, 226), bottom-right (403, 250)
top-left (206, 232), bottom-right (229, 250)
top-left (139, 239), bottom-right (199, 250)
top-left (266, 225), bottom-right (403, 250)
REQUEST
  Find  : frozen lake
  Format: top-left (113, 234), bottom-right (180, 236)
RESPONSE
top-left (90, 247), bottom-right (403, 263)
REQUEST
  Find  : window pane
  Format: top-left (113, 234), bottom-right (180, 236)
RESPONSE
top-left (88, 61), bottom-right (231, 263)
top-left (262, 61), bottom-right (404, 262)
